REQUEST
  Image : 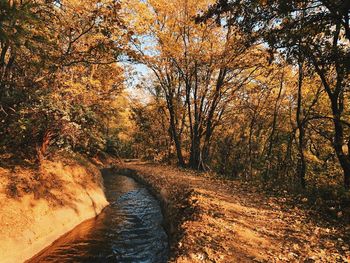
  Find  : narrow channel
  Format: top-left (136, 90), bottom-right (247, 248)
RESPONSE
top-left (28, 170), bottom-right (169, 262)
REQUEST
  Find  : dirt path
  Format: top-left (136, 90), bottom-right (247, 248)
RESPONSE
top-left (116, 162), bottom-right (349, 262)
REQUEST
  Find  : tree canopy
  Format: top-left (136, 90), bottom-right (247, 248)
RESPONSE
top-left (1, 0), bottom-right (349, 193)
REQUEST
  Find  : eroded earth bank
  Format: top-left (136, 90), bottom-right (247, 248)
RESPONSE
top-left (0, 154), bottom-right (108, 263)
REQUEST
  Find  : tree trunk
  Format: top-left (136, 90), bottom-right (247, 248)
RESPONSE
top-left (307, 20), bottom-right (349, 189)
top-left (248, 111), bottom-right (257, 178)
top-left (331, 99), bottom-right (350, 190)
top-left (189, 134), bottom-right (201, 169)
top-left (264, 69), bottom-right (284, 181)
top-left (200, 68), bottom-right (227, 169)
top-left (167, 97), bottom-right (185, 167)
top-left (296, 61), bottom-right (306, 188)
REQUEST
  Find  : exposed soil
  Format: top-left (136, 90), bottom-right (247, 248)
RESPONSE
top-left (116, 161), bottom-right (350, 263)
top-left (0, 154), bottom-right (108, 263)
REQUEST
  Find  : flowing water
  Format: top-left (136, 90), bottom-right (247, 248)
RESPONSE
top-left (28, 170), bottom-right (169, 263)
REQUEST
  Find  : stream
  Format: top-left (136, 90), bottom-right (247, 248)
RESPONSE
top-left (28, 170), bottom-right (169, 262)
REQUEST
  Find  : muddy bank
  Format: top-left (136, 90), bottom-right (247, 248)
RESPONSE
top-left (115, 162), bottom-right (349, 262)
top-left (0, 154), bottom-right (108, 263)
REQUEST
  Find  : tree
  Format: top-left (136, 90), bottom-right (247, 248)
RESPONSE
top-left (0, 0), bottom-right (131, 161)
top-left (124, 0), bottom-right (262, 169)
top-left (202, 0), bottom-right (350, 188)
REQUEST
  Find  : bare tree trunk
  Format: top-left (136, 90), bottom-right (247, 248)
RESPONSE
top-left (331, 97), bottom-right (350, 190)
top-left (264, 69), bottom-right (284, 181)
top-left (248, 113), bottom-right (257, 178)
top-left (201, 68), bottom-right (227, 169)
top-left (167, 96), bottom-right (185, 167)
top-left (296, 61), bottom-right (306, 188)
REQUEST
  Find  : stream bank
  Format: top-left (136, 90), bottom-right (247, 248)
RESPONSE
top-left (0, 154), bottom-right (108, 263)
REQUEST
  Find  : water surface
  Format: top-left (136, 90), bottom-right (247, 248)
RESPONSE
top-left (28, 170), bottom-right (169, 262)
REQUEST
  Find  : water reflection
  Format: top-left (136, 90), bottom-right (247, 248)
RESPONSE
top-left (28, 172), bottom-right (168, 263)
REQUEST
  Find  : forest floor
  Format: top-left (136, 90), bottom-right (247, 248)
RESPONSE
top-left (116, 161), bottom-right (350, 263)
